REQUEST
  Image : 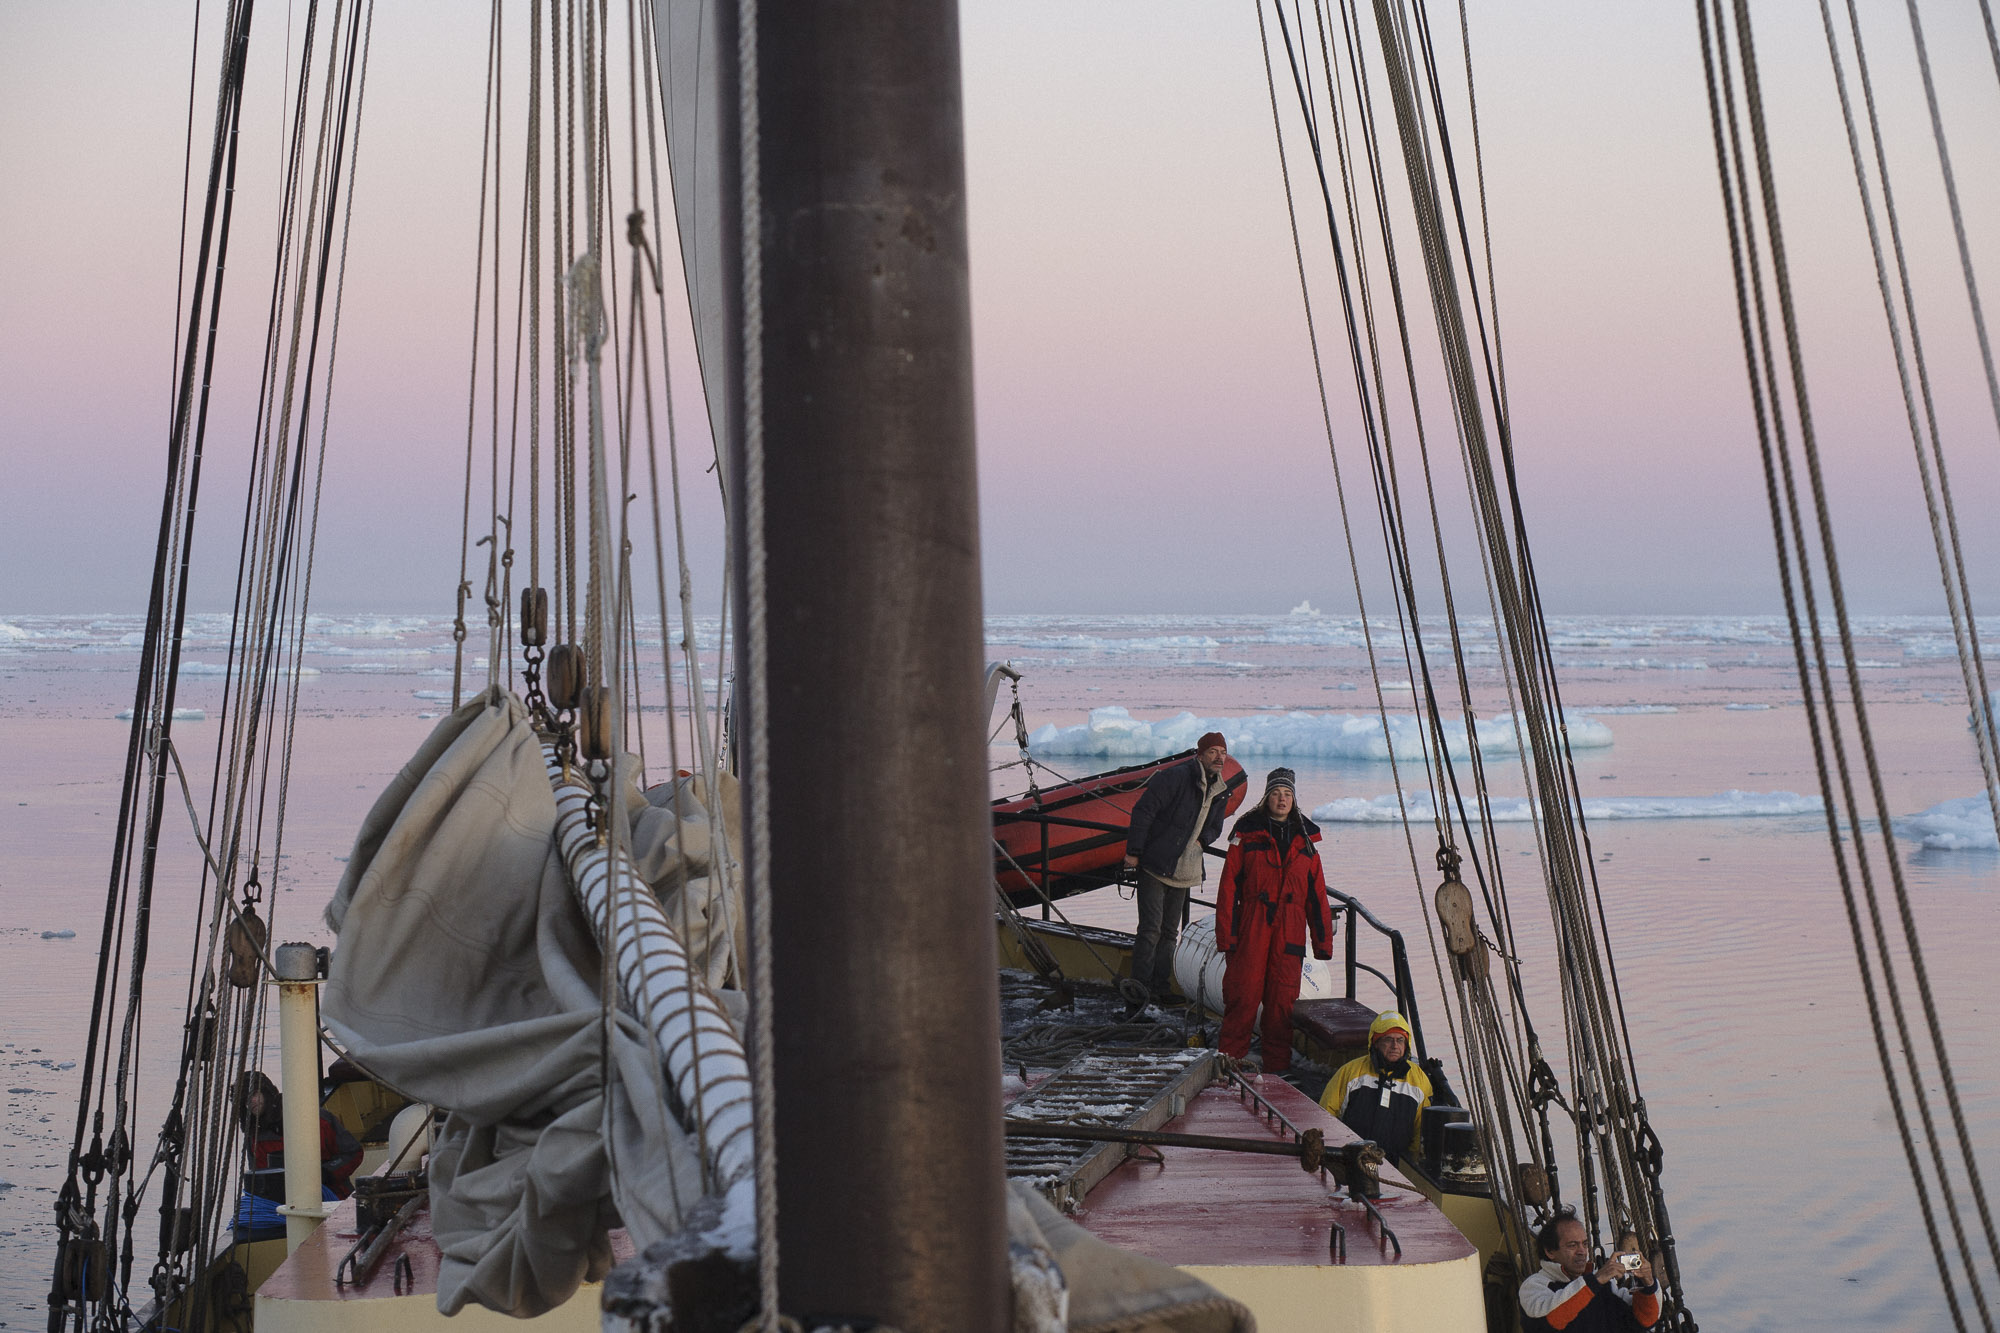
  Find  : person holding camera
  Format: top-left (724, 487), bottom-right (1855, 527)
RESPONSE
top-left (1518, 1210), bottom-right (1661, 1331)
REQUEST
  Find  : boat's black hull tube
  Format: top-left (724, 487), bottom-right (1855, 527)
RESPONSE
top-left (733, 1), bottom-right (1009, 1329)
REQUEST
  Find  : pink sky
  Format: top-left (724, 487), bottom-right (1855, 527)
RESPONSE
top-left (4, 0), bottom-right (1999, 616)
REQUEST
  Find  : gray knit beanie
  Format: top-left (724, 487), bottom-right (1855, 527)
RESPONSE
top-left (1264, 767), bottom-right (1296, 797)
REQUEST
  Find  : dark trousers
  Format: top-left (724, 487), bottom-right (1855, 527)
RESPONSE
top-left (1130, 869), bottom-right (1189, 1000)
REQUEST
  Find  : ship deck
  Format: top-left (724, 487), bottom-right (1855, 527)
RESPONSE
top-left (1075, 1072), bottom-right (1473, 1270)
top-left (250, 966), bottom-right (1484, 1331)
top-left (253, 1201), bottom-right (632, 1330)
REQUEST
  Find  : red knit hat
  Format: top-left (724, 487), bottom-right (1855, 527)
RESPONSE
top-left (1197, 731), bottom-right (1227, 753)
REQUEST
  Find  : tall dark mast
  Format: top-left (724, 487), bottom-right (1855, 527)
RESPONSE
top-left (733, 1), bottom-right (1008, 1328)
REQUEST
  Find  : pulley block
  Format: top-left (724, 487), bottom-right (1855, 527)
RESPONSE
top-left (520, 587), bottom-right (548, 648)
top-left (58, 1237), bottom-right (109, 1302)
top-left (226, 906), bottom-right (267, 989)
top-left (546, 644), bottom-right (586, 711)
top-left (1433, 877), bottom-right (1476, 957)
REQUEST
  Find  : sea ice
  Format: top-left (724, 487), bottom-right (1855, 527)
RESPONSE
top-left (113, 708), bottom-right (206, 722)
top-left (1896, 796), bottom-right (1999, 851)
top-left (1311, 789), bottom-right (1823, 824)
top-left (1027, 706), bottom-right (1613, 761)
top-left (40, 930), bottom-right (75, 940)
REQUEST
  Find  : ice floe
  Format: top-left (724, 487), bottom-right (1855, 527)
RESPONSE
top-left (1896, 796), bottom-right (1999, 850)
top-left (1027, 706), bottom-right (1614, 761)
top-left (113, 708), bottom-right (206, 721)
top-left (1312, 789), bottom-right (1823, 824)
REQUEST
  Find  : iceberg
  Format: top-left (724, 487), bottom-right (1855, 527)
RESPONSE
top-left (1027, 706), bottom-right (1613, 762)
top-left (1896, 795), bottom-right (1999, 851)
top-left (114, 708), bottom-right (206, 722)
top-left (1312, 789), bottom-right (1823, 824)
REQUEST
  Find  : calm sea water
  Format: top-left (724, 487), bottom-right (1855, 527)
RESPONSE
top-left (3, 611), bottom-right (1996, 1330)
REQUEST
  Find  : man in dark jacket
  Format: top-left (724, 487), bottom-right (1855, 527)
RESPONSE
top-left (1121, 731), bottom-right (1231, 1013)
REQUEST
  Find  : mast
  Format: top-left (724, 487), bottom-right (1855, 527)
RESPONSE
top-left (731, 0), bottom-right (1008, 1327)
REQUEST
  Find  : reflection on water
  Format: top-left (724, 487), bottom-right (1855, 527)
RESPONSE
top-left (4, 613), bottom-right (1998, 1329)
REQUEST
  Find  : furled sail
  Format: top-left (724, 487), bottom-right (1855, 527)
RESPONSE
top-left (322, 692), bottom-right (724, 1316)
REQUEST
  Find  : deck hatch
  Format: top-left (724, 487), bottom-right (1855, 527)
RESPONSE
top-left (1005, 1048), bottom-right (1216, 1210)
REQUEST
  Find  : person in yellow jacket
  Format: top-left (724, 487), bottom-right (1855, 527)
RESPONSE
top-left (1318, 1010), bottom-right (1432, 1165)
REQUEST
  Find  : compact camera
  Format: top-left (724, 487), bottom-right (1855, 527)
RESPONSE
top-left (1617, 1252), bottom-right (1644, 1272)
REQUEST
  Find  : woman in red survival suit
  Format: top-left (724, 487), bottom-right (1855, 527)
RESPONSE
top-left (1215, 767), bottom-right (1334, 1073)
top-left (236, 1070), bottom-right (363, 1199)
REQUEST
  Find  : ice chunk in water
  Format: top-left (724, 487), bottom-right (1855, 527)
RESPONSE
top-left (1312, 789), bottom-right (1823, 823)
top-left (1028, 706), bottom-right (1613, 761)
top-left (1897, 796), bottom-right (1998, 851)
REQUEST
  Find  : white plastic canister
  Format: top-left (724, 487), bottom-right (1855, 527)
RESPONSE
top-left (1172, 913), bottom-right (1337, 1016)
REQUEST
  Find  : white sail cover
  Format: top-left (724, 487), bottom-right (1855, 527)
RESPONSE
top-left (652, 0), bottom-right (735, 495)
top-left (322, 691), bottom-right (728, 1317)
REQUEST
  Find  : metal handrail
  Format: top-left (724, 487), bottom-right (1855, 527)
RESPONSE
top-left (1326, 885), bottom-right (1426, 1064)
top-left (991, 809), bottom-right (1431, 1061)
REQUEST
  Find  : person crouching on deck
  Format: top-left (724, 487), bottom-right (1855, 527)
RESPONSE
top-left (1213, 767), bottom-right (1333, 1073)
top-left (1517, 1209), bottom-right (1660, 1332)
top-left (1319, 1010), bottom-right (1432, 1167)
top-left (236, 1070), bottom-right (363, 1199)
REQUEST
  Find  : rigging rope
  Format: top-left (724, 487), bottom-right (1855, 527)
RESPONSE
top-left (738, 0), bottom-right (783, 1319)
top-left (1257, 0), bottom-right (1691, 1316)
top-left (51, 0), bottom-right (383, 1322)
top-left (1695, 1), bottom-right (2000, 1324)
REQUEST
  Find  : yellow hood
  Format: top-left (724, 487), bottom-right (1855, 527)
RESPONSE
top-left (1368, 1010), bottom-right (1411, 1044)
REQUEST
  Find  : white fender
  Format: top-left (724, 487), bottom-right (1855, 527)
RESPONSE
top-left (1172, 914), bottom-right (1338, 1017)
